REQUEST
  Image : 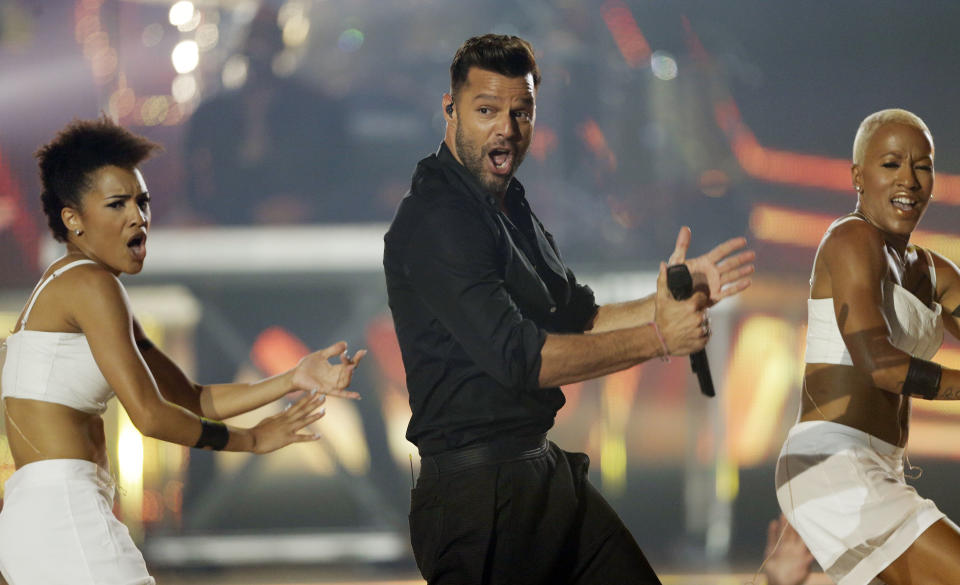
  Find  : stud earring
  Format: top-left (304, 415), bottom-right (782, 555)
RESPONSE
top-left (74, 229), bottom-right (83, 236)
top-left (855, 186), bottom-right (862, 193)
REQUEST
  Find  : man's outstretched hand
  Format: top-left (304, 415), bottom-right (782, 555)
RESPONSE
top-left (667, 226), bottom-right (755, 306)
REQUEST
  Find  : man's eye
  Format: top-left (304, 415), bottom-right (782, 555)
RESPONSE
top-left (882, 162), bottom-right (899, 168)
top-left (479, 107), bottom-right (490, 114)
top-left (108, 201), bottom-right (124, 208)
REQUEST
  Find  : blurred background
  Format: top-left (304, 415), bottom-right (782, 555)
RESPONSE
top-left (2, 0), bottom-right (960, 583)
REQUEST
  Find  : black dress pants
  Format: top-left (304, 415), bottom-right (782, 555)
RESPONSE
top-left (409, 441), bottom-right (661, 584)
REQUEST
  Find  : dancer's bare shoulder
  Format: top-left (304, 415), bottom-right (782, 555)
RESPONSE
top-left (810, 216), bottom-right (885, 299)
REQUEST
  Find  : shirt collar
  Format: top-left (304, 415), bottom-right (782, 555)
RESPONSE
top-left (435, 142), bottom-right (525, 209)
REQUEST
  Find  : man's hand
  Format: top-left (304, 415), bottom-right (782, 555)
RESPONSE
top-left (654, 262), bottom-right (709, 356)
top-left (764, 515), bottom-right (814, 585)
top-left (668, 226), bottom-right (755, 307)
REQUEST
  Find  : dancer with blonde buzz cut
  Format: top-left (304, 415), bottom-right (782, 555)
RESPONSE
top-left (777, 108), bottom-right (960, 585)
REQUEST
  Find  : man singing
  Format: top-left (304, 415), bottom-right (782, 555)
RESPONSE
top-left (383, 34), bottom-right (754, 584)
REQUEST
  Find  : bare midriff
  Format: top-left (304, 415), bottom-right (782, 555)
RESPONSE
top-left (4, 397), bottom-right (108, 470)
top-left (801, 362), bottom-right (910, 447)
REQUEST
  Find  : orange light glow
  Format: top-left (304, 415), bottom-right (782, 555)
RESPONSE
top-left (725, 315), bottom-right (799, 467)
top-left (714, 99), bottom-right (960, 204)
top-left (251, 326), bottom-right (310, 376)
top-left (601, 0), bottom-right (651, 68)
top-left (578, 118), bottom-right (617, 171)
top-left (749, 205), bottom-right (832, 248)
top-left (529, 125), bottom-right (558, 162)
top-left (750, 204), bottom-right (960, 265)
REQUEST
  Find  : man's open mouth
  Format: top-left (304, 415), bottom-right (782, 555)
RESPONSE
top-left (488, 148), bottom-right (513, 174)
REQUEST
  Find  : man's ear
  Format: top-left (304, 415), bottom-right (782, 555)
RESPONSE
top-left (442, 93), bottom-right (455, 120)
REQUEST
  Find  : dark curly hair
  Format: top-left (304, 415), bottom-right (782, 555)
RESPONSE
top-left (450, 34), bottom-right (541, 98)
top-left (36, 117), bottom-right (161, 242)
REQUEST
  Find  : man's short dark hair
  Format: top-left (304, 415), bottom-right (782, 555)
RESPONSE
top-left (450, 34), bottom-right (541, 97)
top-left (36, 116), bottom-right (160, 242)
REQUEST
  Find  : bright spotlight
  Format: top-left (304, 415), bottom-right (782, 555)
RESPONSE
top-left (168, 1), bottom-right (195, 27)
top-left (171, 40), bottom-right (199, 74)
top-left (650, 50), bottom-right (678, 81)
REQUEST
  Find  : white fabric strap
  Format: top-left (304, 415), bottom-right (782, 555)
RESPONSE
top-left (921, 247), bottom-right (937, 292)
top-left (19, 259), bottom-right (98, 331)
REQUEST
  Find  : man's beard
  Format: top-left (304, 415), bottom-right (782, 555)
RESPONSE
top-left (455, 123), bottom-right (523, 196)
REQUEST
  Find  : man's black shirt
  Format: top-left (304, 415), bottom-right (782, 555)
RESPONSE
top-left (383, 143), bottom-right (598, 456)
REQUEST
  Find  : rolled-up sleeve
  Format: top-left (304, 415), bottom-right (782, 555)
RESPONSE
top-left (403, 203), bottom-right (547, 390)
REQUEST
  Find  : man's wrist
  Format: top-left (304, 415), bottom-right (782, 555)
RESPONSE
top-left (647, 322), bottom-right (671, 363)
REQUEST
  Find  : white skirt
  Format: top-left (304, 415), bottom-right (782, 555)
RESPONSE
top-left (0, 459), bottom-right (155, 585)
top-left (776, 420), bottom-right (946, 585)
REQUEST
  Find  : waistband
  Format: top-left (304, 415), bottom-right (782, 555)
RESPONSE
top-left (419, 433), bottom-right (549, 477)
top-left (785, 420), bottom-right (903, 458)
top-left (4, 458), bottom-right (114, 496)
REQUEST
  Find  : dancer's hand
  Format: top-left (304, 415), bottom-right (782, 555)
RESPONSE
top-left (764, 515), bottom-right (814, 585)
top-left (291, 341), bottom-right (366, 400)
top-left (249, 391), bottom-right (326, 454)
top-left (668, 226), bottom-right (755, 307)
top-left (654, 261), bottom-right (709, 356)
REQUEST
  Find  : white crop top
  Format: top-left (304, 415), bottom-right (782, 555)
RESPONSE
top-left (1, 260), bottom-right (114, 414)
top-left (805, 248), bottom-right (944, 365)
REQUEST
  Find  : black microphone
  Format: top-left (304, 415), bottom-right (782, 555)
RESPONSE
top-left (665, 264), bottom-right (715, 398)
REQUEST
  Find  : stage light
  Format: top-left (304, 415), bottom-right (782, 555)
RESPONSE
top-left (117, 408), bottom-right (144, 537)
top-left (222, 54), bottom-right (249, 89)
top-left (168, 1), bottom-right (194, 28)
top-left (601, 0), bottom-right (651, 68)
top-left (650, 50), bottom-right (678, 80)
top-left (141, 96), bottom-right (170, 126)
top-left (698, 169), bottom-right (729, 198)
top-left (171, 40), bottom-right (199, 74)
top-left (178, 10), bottom-right (202, 33)
top-left (171, 74), bottom-right (197, 103)
top-left (278, 1), bottom-right (306, 26)
top-left (196, 23), bottom-right (219, 51)
top-left (141, 23), bottom-right (164, 48)
top-left (108, 85), bottom-right (136, 119)
top-left (338, 28), bottom-right (364, 53)
top-left (282, 14), bottom-right (310, 47)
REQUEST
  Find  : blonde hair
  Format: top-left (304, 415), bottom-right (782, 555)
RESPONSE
top-left (852, 108), bottom-right (933, 166)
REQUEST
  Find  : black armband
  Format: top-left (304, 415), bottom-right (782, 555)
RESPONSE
top-left (902, 357), bottom-right (942, 400)
top-left (135, 337), bottom-right (155, 353)
top-left (194, 418), bottom-right (229, 450)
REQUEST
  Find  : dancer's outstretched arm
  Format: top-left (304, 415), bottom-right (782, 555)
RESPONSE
top-left (133, 319), bottom-right (364, 420)
top-left (76, 269), bottom-right (329, 452)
